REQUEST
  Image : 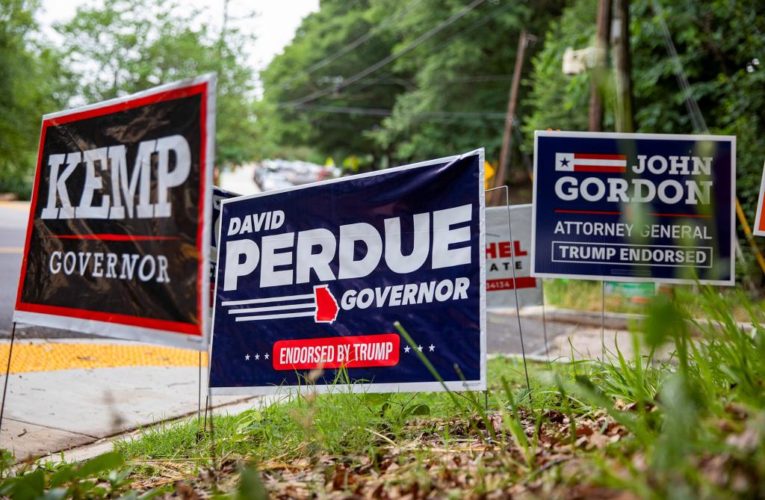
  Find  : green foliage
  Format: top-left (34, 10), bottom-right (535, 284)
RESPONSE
top-left (372, 0), bottom-right (563, 165)
top-left (56, 0), bottom-right (259, 166)
top-left (0, 0), bottom-right (69, 197)
top-left (0, 0), bottom-right (261, 197)
top-left (260, 0), bottom-right (564, 169)
top-left (558, 286), bottom-right (765, 497)
top-left (523, 0), bottom-right (765, 248)
top-left (0, 451), bottom-right (161, 498)
top-left (235, 463), bottom-right (268, 500)
top-left (522, 0), bottom-right (598, 142)
top-left (628, 0), bottom-right (765, 239)
top-left (258, 0), bottom-right (403, 166)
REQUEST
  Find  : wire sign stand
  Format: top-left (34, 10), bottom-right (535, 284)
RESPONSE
top-left (0, 321), bottom-right (18, 435)
top-left (485, 185), bottom-right (533, 396)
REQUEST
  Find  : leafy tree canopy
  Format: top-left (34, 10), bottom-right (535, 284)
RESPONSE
top-left (0, 0), bottom-right (68, 196)
top-left (258, 0), bottom-right (404, 166)
top-left (523, 0), bottom-right (765, 256)
top-left (259, 0), bottom-right (564, 169)
top-left (56, 0), bottom-right (258, 166)
top-left (370, 0), bottom-right (563, 165)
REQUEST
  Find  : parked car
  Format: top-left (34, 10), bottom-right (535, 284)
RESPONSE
top-left (254, 159), bottom-right (341, 191)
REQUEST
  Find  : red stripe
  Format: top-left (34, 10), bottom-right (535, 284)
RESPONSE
top-left (554, 209), bottom-right (710, 219)
top-left (649, 212), bottom-right (711, 219)
top-left (46, 83), bottom-right (209, 125)
top-left (196, 85), bottom-right (208, 327)
top-left (574, 153), bottom-right (626, 160)
top-left (573, 166), bottom-right (627, 173)
top-left (14, 302), bottom-right (201, 335)
top-left (15, 121), bottom-right (48, 312)
top-left (487, 277), bottom-right (537, 291)
top-left (50, 234), bottom-right (180, 241)
top-left (555, 209), bottom-right (622, 215)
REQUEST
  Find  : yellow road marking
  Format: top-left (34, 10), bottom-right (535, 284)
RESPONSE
top-left (0, 343), bottom-right (208, 374)
top-left (0, 247), bottom-right (23, 254)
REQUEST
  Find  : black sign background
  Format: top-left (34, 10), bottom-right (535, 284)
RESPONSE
top-left (14, 80), bottom-right (211, 342)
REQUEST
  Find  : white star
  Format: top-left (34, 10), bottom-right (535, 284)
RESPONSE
top-left (417, 345), bottom-right (423, 352)
top-left (404, 345), bottom-right (411, 353)
top-left (254, 353), bottom-right (260, 360)
top-left (264, 353), bottom-right (270, 360)
top-left (245, 354), bottom-right (250, 361)
top-left (428, 344), bottom-right (435, 352)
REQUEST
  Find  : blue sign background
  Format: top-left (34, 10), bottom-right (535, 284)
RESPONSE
top-left (532, 132), bottom-right (734, 284)
top-left (210, 152), bottom-right (484, 393)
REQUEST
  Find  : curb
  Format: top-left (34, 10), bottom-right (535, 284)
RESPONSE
top-left (490, 305), bottom-right (756, 334)
top-left (23, 394), bottom-right (286, 466)
top-left (491, 305), bottom-right (637, 330)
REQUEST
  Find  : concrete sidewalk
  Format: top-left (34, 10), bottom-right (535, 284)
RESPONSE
top-left (0, 339), bottom-right (254, 461)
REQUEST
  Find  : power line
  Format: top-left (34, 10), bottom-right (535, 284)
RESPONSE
top-left (347, 4), bottom-right (515, 96)
top-left (285, 0), bottom-right (512, 105)
top-left (651, 0), bottom-right (707, 133)
top-left (308, 74), bottom-right (515, 88)
top-left (284, 0), bottom-right (487, 107)
top-left (277, 0), bottom-right (425, 91)
top-left (278, 102), bottom-right (506, 121)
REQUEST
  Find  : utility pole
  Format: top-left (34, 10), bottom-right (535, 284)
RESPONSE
top-left (589, 0), bottom-right (611, 131)
top-left (491, 30), bottom-right (530, 206)
top-left (612, 0), bottom-right (634, 132)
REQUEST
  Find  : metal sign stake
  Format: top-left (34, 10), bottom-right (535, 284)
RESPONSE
top-left (0, 322), bottom-right (17, 434)
top-left (486, 185), bottom-right (531, 396)
top-left (601, 281), bottom-right (606, 360)
top-left (197, 351), bottom-right (203, 423)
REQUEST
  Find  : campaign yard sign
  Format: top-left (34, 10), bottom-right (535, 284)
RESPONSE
top-left (532, 131), bottom-right (735, 285)
top-left (14, 75), bottom-right (216, 349)
top-left (485, 205), bottom-right (542, 309)
top-left (209, 150), bottom-right (486, 395)
top-left (210, 186), bottom-right (238, 306)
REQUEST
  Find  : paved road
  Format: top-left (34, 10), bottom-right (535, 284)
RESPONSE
top-left (488, 309), bottom-right (573, 358)
top-left (0, 202), bottom-right (28, 334)
top-left (0, 202), bottom-right (92, 340)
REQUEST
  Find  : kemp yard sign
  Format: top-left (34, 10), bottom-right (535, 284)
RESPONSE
top-left (485, 205), bottom-right (541, 309)
top-left (14, 75), bottom-right (216, 349)
top-left (209, 150), bottom-right (486, 395)
top-left (532, 131), bottom-right (735, 285)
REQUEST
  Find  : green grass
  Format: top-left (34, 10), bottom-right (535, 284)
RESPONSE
top-left (545, 277), bottom-right (765, 320)
top-left (544, 279), bottom-right (606, 311)
top-left (115, 360), bottom-right (533, 463)
top-left (5, 284), bottom-right (765, 497)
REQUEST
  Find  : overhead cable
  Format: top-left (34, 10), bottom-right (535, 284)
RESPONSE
top-left (284, 0), bottom-right (487, 107)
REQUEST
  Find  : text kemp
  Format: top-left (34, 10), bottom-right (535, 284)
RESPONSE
top-left (41, 134), bottom-right (191, 220)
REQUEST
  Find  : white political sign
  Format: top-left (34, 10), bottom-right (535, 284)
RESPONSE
top-left (486, 205), bottom-right (542, 309)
